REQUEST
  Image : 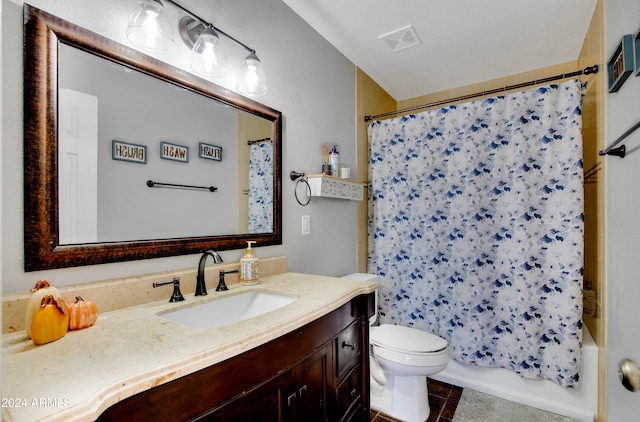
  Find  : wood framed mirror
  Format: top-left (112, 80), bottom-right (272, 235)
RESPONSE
top-left (23, 5), bottom-right (282, 271)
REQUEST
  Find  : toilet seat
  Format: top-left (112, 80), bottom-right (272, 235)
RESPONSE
top-left (373, 343), bottom-right (450, 369)
top-left (370, 324), bottom-right (448, 354)
top-left (371, 324), bottom-right (449, 370)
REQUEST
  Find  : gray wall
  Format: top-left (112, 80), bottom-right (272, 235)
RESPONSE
top-left (2, 0), bottom-right (358, 293)
top-left (604, 0), bottom-right (640, 418)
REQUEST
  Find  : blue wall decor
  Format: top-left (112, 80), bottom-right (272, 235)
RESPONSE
top-left (112, 139), bottom-right (147, 164)
top-left (635, 27), bottom-right (640, 77)
top-left (160, 142), bottom-right (189, 163)
top-left (199, 142), bottom-right (223, 161)
top-left (607, 34), bottom-right (634, 92)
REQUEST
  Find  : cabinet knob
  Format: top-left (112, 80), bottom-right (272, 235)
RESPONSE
top-left (350, 388), bottom-right (358, 399)
top-left (342, 341), bottom-right (356, 350)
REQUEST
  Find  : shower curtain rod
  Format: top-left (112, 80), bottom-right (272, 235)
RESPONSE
top-left (247, 137), bottom-right (272, 145)
top-left (364, 65), bottom-right (599, 122)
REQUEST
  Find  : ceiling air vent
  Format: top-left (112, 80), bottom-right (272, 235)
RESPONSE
top-left (378, 25), bottom-right (422, 52)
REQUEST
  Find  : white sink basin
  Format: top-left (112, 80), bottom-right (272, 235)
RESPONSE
top-left (159, 291), bottom-right (297, 329)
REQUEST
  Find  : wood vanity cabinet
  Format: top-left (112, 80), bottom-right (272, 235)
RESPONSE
top-left (97, 293), bottom-right (374, 422)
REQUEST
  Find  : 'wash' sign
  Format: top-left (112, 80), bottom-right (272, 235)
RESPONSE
top-left (160, 142), bottom-right (189, 163)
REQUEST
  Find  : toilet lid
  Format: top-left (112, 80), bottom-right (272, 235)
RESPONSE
top-left (370, 324), bottom-right (448, 353)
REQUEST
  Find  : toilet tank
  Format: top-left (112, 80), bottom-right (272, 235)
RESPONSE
top-left (342, 273), bottom-right (379, 325)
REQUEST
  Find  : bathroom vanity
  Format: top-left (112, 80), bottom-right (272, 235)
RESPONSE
top-left (1, 272), bottom-right (375, 421)
top-left (99, 293), bottom-right (372, 421)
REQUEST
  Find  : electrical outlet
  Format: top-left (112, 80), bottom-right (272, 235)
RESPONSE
top-left (302, 215), bottom-right (311, 235)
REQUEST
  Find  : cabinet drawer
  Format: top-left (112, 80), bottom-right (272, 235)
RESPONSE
top-left (337, 364), bottom-right (362, 420)
top-left (342, 403), bottom-right (363, 422)
top-left (336, 321), bottom-right (361, 378)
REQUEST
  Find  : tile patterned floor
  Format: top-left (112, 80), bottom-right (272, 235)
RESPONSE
top-left (451, 388), bottom-right (580, 422)
top-left (370, 378), bottom-right (463, 422)
top-left (370, 378), bottom-right (581, 422)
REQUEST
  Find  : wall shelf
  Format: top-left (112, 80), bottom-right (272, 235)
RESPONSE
top-left (307, 175), bottom-right (364, 201)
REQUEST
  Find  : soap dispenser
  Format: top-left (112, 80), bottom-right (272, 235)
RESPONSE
top-left (240, 241), bottom-right (259, 285)
top-left (329, 145), bottom-right (339, 177)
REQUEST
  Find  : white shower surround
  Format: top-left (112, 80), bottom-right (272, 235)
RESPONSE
top-left (432, 326), bottom-right (597, 421)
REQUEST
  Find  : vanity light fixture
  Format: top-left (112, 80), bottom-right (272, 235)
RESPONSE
top-left (158, 0), bottom-right (268, 96)
top-left (126, 0), bottom-right (174, 54)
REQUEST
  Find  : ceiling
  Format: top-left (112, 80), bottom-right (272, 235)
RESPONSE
top-left (283, 0), bottom-right (598, 101)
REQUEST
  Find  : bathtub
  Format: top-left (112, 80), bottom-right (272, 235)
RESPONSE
top-left (431, 326), bottom-right (598, 422)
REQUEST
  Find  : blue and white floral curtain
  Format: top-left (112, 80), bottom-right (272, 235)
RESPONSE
top-left (248, 142), bottom-right (273, 233)
top-left (368, 79), bottom-right (585, 387)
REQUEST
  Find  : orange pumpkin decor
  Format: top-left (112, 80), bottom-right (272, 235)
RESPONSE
top-left (30, 295), bottom-right (69, 345)
top-left (68, 296), bottom-right (98, 330)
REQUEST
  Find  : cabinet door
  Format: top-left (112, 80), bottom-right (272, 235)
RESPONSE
top-left (208, 371), bottom-right (290, 422)
top-left (290, 345), bottom-right (331, 422)
top-left (336, 321), bottom-right (362, 379)
top-left (337, 364), bottom-right (362, 420)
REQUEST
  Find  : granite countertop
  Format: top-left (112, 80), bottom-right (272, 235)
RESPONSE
top-left (1, 272), bottom-right (376, 422)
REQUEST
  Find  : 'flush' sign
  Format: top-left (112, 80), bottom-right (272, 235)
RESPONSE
top-left (199, 142), bottom-right (223, 161)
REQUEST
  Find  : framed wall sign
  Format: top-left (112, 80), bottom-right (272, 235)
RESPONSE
top-left (112, 139), bottom-right (147, 164)
top-left (635, 27), bottom-right (640, 77)
top-left (199, 142), bottom-right (223, 161)
top-left (160, 141), bottom-right (189, 163)
top-left (607, 34), bottom-right (634, 92)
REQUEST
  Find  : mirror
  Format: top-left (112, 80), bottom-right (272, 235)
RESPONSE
top-left (23, 5), bottom-right (282, 271)
top-left (57, 44), bottom-right (275, 243)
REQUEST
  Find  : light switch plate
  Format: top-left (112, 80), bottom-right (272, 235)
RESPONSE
top-left (302, 215), bottom-right (311, 235)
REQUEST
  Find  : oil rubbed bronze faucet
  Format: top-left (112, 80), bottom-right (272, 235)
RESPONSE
top-left (153, 277), bottom-right (185, 302)
top-left (195, 250), bottom-right (224, 296)
top-left (216, 269), bottom-right (239, 291)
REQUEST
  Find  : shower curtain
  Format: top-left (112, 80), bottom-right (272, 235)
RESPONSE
top-left (248, 142), bottom-right (273, 233)
top-left (368, 79), bottom-right (585, 387)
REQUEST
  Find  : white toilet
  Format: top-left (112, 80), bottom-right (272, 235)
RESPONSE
top-left (343, 273), bottom-right (450, 422)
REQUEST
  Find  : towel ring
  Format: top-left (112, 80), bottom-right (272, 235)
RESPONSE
top-left (290, 171), bottom-right (311, 206)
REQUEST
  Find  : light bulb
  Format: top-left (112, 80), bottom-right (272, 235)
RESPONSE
top-left (236, 53), bottom-right (267, 96)
top-left (126, 0), bottom-right (174, 54)
top-left (191, 27), bottom-right (227, 77)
